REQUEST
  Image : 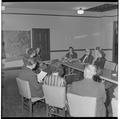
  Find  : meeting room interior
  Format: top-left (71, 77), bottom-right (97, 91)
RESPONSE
top-left (1, 1), bottom-right (118, 117)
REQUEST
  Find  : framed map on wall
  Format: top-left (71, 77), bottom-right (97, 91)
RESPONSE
top-left (2, 30), bottom-right (31, 59)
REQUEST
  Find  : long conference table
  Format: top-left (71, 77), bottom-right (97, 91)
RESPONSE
top-left (59, 60), bottom-right (118, 85)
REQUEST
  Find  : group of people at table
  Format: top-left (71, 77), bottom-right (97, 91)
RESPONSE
top-left (18, 46), bottom-right (118, 117)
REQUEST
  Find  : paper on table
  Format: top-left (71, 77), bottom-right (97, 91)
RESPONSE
top-left (37, 70), bottom-right (47, 82)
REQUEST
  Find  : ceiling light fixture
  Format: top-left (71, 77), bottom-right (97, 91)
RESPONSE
top-left (77, 8), bottom-right (84, 15)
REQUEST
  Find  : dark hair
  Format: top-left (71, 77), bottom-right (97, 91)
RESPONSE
top-left (69, 46), bottom-right (74, 52)
top-left (93, 75), bottom-right (102, 83)
top-left (47, 59), bottom-right (64, 76)
top-left (27, 48), bottom-right (35, 55)
top-left (96, 47), bottom-right (101, 50)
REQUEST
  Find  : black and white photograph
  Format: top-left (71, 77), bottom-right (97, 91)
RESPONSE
top-left (1, 1), bottom-right (118, 117)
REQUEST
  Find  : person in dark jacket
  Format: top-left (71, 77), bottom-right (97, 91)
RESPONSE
top-left (18, 57), bottom-right (44, 98)
top-left (93, 49), bottom-right (106, 70)
top-left (65, 46), bottom-right (78, 59)
top-left (79, 49), bottom-right (94, 64)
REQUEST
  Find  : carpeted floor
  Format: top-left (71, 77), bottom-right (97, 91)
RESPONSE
top-left (2, 68), bottom-right (46, 117)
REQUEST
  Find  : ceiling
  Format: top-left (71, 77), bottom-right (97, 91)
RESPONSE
top-left (2, 2), bottom-right (118, 12)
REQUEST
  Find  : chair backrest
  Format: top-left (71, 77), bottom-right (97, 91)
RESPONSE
top-left (64, 74), bottom-right (80, 84)
top-left (44, 74), bottom-right (65, 87)
top-left (16, 77), bottom-right (31, 99)
top-left (111, 98), bottom-right (118, 117)
top-left (67, 93), bottom-right (96, 117)
top-left (104, 61), bottom-right (116, 71)
top-left (42, 85), bottom-right (66, 108)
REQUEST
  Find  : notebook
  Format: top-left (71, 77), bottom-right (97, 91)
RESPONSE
top-left (37, 70), bottom-right (47, 82)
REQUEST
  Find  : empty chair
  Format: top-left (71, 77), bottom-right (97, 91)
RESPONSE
top-left (42, 84), bottom-right (66, 117)
top-left (16, 77), bottom-right (45, 117)
top-left (104, 61), bottom-right (116, 71)
top-left (111, 98), bottom-right (118, 117)
top-left (67, 93), bottom-right (96, 117)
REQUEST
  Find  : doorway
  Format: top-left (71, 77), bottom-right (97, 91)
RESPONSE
top-left (112, 21), bottom-right (118, 63)
top-left (32, 28), bottom-right (50, 61)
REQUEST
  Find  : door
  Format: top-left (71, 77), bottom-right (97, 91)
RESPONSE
top-left (112, 21), bottom-right (118, 63)
top-left (32, 28), bottom-right (50, 61)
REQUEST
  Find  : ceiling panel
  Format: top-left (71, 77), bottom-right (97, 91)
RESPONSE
top-left (85, 4), bottom-right (118, 12)
top-left (2, 2), bottom-right (117, 12)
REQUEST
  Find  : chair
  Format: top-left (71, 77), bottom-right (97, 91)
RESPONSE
top-left (42, 84), bottom-right (66, 117)
top-left (64, 74), bottom-right (80, 85)
top-left (16, 77), bottom-right (45, 117)
top-left (104, 61), bottom-right (116, 71)
top-left (111, 98), bottom-right (118, 117)
top-left (67, 93), bottom-right (96, 117)
top-left (44, 74), bottom-right (65, 87)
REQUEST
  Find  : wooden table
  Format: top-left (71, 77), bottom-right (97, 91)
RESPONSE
top-left (101, 69), bottom-right (118, 84)
top-left (60, 60), bottom-right (85, 72)
top-left (60, 60), bottom-right (118, 84)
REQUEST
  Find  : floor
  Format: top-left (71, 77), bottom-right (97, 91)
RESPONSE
top-left (1, 68), bottom-right (114, 117)
top-left (2, 68), bottom-right (46, 117)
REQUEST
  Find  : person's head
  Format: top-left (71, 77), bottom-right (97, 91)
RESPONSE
top-left (84, 64), bottom-right (97, 80)
top-left (85, 49), bottom-right (91, 55)
top-left (26, 57), bottom-right (36, 69)
top-left (49, 59), bottom-right (63, 76)
top-left (28, 48), bottom-right (36, 58)
top-left (69, 46), bottom-right (74, 54)
top-left (96, 47), bottom-right (101, 51)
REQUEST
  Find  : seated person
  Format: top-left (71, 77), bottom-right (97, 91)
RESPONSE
top-left (18, 57), bottom-right (44, 98)
top-left (79, 49), bottom-right (94, 64)
top-left (93, 48), bottom-right (106, 70)
top-left (65, 46), bottom-right (78, 59)
top-left (67, 64), bottom-right (106, 117)
top-left (43, 59), bottom-right (66, 87)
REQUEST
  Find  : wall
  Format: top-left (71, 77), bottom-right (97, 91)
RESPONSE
top-left (99, 10), bottom-right (117, 61)
top-left (2, 8), bottom-right (117, 61)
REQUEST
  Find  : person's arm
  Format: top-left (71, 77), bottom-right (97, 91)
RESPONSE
top-left (66, 53), bottom-right (69, 58)
top-left (100, 83), bottom-right (106, 103)
top-left (89, 55), bottom-right (94, 64)
top-left (74, 52), bottom-right (78, 58)
top-left (101, 58), bottom-right (106, 69)
top-left (79, 55), bottom-right (85, 62)
top-left (30, 72), bottom-right (42, 90)
top-left (67, 84), bottom-right (72, 93)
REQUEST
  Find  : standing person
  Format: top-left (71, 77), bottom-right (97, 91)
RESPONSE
top-left (79, 49), bottom-right (94, 64)
top-left (32, 48), bottom-right (42, 73)
top-left (67, 65), bottom-right (106, 117)
top-left (18, 57), bottom-right (44, 98)
top-left (65, 46), bottom-right (78, 59)
top-left (23, 48), bottom-right (36, 66)
top-left (34, 48), bottom-right (42, 62)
